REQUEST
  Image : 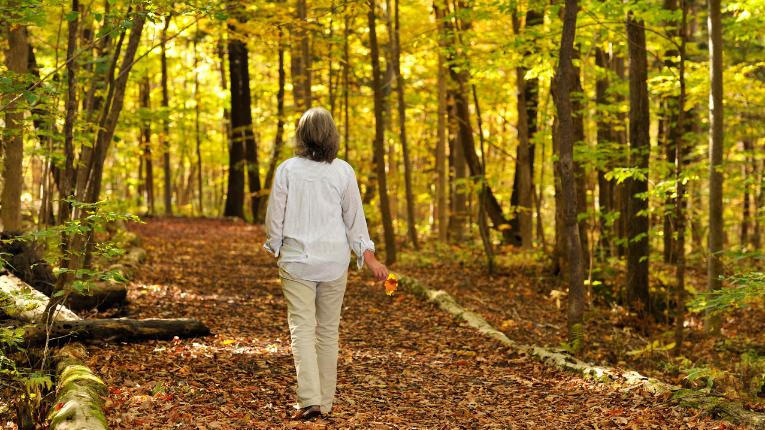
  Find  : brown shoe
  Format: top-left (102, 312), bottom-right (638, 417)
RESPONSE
top-left (293, 405), bottom-right (321, 420)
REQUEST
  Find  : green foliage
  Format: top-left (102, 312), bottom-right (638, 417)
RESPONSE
top-left (689, 251), bottom-right (765, 317)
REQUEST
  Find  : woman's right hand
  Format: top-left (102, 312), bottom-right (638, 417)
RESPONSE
top-left (363, 250), bottom-right (389, 281)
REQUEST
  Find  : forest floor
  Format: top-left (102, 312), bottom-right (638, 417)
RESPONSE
top-left (396, 240), bottom-right (765, 398)
top-left (85, 218), bottom-right (738, 429)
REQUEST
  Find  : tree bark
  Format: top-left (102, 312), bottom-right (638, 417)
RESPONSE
top-left (435, 3), bottom-right (448, 243)
top-left (555, 0), bottom-right (586, 344)
top-left (44, 0), bottom-right (80, 322)
top-left (85, 7), bottom-right (146, 205)
top-left (662, 0), bottom-right (679, 264)
top-left (2, 23), bottom-right (28, 231)
top-left (673, 0), bottom-right (688, 356)
top-left (511, 13), bottom-right (533, 250)
top-left (393, 0), bottom-right (418, 249)
top-left (24, 318), bottom-right (211, 346)
top-left (140, 78), bottom-right (155, 214)
top-left (258, 34), bottom-right (286, 223)
top-left (224, 28), bottom-right (250, 220)
top-left (161, 16), bottom-right (173, 216)
top-left (626, 12), bottom-right (651, 319)
top-left (595, 47), bottom-right (613, 257)
top-left (368, 0), bottom-right (397, 265)
top-left (706, 0), bottom-right (724, 335)
top-left (193, 27), bottom-right (203, 215)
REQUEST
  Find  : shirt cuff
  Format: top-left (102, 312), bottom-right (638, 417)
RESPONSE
top-left (263, 240), bottom-right (281, 257)
top-left (351, 236), bottom-right (375, 269)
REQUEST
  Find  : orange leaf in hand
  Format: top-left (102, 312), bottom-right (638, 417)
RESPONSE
top-left (385, 274), bottom-right (398, 295)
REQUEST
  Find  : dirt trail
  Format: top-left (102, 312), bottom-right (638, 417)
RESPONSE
top-left (88, 218), bottom-right (724, 429)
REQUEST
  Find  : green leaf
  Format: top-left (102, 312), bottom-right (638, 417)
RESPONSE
top-left (213, 12), bottom-right (229, 20)
top-left (22, 91), bottom-right (37, 103)
top-left (64, 11), bottom-right (80, 21)
top-left (94, 13), bottom-right (103, 22)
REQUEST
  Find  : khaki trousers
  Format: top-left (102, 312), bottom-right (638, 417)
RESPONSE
top-left (279, 268), bottom-right (347, 413)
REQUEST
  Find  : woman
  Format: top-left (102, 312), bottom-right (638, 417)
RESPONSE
top-left (263, 107), bottom-right (389, 420)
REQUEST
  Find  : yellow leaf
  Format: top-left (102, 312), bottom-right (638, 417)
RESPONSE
top-left (385, 273), bottom-right (399, 295)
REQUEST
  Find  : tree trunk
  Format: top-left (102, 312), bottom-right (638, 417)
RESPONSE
top-left (44, 0), bottom-right (80, 322)
top-left (368, 0), bottom-right (397, 265)
top-left (140, 78), bottom-right (155, 215)
top-left (343, 13), bottom-right (352, 160)
top-left (595, 47), bottom-right (613, 257)
top-left (662, 0), bottom-right (680, 264)
top-left (193, 28), bottom-right (203, 215)
top-left (742, 140), bottom-right (752, 245)
top-left (511, 13), bottom-right (533, 250)
top-left (571, 50), bottom-right (590, 266)
top-left (161, 16), bottom-right (173, 216)
top-left (1, 23), bottom-right (28, 231)
top-left (555, 0), bottom-right (586, 345)
top-left (448, 95), bottom-right (467, 241)
top-left (23, 318), bottom-right (211, 346)
top-left (706, 0), bottom-right (724, 335)
top-left (626, 12), bottom-right (651, 319)
top-left (613, 55), bottom-right (628, 258)
top-left (258, 34), bottom-right (286, 223)
top-left (298, 0), bottom-right (312, 109)
top-left (85, 7), bottom-right (146, 205)
top-left (223, 30), bottom-right (248, 220)
top-left (435, 4), bottom-right (448, 243)
top-left (673, 0), bottom-right (688, 356)
top-left (393, 0), bottom-right (418, 249)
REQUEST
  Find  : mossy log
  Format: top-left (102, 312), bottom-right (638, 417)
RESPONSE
top-left (24, 317), bottom-right (210, 346)
top-left (48, 343), bottom-right (108, 430)
top-left (0, 274), bottom-right (80, 323)
top-left (63, 247), bottom-right (147, 312)
top-left (396, 273), bottom-right (765, 428)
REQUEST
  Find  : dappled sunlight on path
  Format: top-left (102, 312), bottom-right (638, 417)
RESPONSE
top-left (85, 218), bottom-right (725, 429)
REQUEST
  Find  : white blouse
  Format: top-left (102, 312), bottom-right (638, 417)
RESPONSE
top-left (263, 157), bottom-right (375, 282)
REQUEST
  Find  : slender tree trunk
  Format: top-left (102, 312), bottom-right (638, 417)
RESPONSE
top-left (555, 0), bottom-right (586, 344)
top-left (626, 12), bottom-right (651, 319)
top-left (435, 4), bottom-right (448, 243)
top-left (662, 0), bottom-right (680, 264)
top-left (571, 50), bottom-right (590, 266)
top-left (224, 29), bottom-right (249, 220)
top-left (85, 7), bottom-right (146, 205)
top-left (449, 99), bottom-right (467, 241)
top-left (511, 14), bottom-right (533, 250)
top-left (160, 16), bottom-right (173, 216)
top-left (298, 0), bottom-right (312, 109)
top-left (742, 140), bottom-right (752, 245)
top-left (140, 78), bottom-right (155, 214)
top-left (705, 0), bottom-right (724, 334)
top-left (44, 0), bottom-right (79, 322)
top-left (674, 0), bottom-right (688, 356)
top-left (595, 47), bottom-right (613, 257)
top-left (258, 34), bottom-right (286, 223)
top-left (393, 0), bottom-right (418, 249)
top-left (1, 22), bottom-right (28, 231)
top-left (193, 25), bottom-right (203, 215)
top-left (368, 0), bottom-right (397, 265)
top-left (613, 55), bottom-right (628, 258)
top-left (343, 13), bottom-right (351, 161)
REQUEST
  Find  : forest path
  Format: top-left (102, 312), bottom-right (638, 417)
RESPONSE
top-left (89, 218), bottom-right (720, 429)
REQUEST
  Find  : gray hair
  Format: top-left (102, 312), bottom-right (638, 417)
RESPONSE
top-left (295, 107), bottom-right (341, 163)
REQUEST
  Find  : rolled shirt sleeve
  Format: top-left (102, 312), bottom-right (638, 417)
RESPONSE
top-left (263, 165), bottom-right (288, 257)
top-left (341, 169), bottom-right (375, 269)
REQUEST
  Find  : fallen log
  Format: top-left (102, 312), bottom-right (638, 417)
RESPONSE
top-left (0, 274), bottom-right (80, 323)
top-left (47, 343), bottom-right (108, 430)
top-left (24, 317), bottom-right (211, 346)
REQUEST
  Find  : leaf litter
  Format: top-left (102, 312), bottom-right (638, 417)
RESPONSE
top-left (82, 218), bottom-right (739, 429)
